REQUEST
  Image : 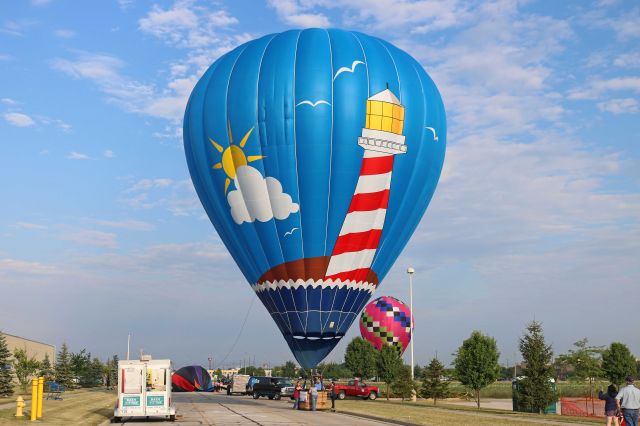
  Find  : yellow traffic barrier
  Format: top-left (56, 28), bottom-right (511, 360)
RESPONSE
top-left (30, 378), bottom-right (37, 421)
top-left (37, 376), bottom-right (44, 419)
top-left (15, 396), bottom-right (25, 417)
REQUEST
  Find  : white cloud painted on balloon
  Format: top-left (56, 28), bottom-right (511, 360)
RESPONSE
top-left (227, 165), bottom-right (299, 225)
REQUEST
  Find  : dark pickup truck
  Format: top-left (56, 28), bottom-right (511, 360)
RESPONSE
top-left (251, 377), bottom-right (294, 400)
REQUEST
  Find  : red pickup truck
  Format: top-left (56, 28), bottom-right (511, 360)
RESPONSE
top-left (334, 379), bottom-right (379, 400)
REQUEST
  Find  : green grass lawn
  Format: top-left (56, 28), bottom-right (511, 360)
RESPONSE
top-left (0, 388), bottom-right (115, 425)
top-left (336, 399), bottom-right (603, 426)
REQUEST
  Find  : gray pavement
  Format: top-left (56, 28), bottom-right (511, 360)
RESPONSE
top-left (110, 392), bottom-right (396, 425)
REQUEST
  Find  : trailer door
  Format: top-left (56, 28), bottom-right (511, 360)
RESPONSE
top-left (119, 365), bottom-right (145, 417)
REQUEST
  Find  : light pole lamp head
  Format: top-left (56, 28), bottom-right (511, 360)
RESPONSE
top-left (407, 267), bottom-right (415, 274)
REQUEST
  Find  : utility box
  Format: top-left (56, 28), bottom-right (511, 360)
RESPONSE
top-left (114, 359), bottom-right (176, 422)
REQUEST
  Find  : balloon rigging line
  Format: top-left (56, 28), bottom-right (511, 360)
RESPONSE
top-left (218, 296), bottom-right (255, 367)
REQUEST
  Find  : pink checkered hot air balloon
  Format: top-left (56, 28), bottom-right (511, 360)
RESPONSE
top-left (359, 296), bottom-right (412, 354)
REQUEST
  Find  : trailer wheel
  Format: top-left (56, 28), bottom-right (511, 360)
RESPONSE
top-left (273, 392), bottom-right (281, 400)
top-left (170, 415), bottom-right (176, 422)
top-left (253, 393), bottom-right (260, 399)
top-left (112, 417), bottom-right (121, 423)
top-left (338, 391), bottom-right (346, 400)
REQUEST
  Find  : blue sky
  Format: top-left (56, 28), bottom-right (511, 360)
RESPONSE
top-left (1, 0), bottom-right (639, 369)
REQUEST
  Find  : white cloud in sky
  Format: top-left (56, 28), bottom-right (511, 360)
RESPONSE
top-left (61, 229), bottom-right (118, 249)
top-left (568, 77), bottom-right (640, 100)
top-left (597, 98), bottom-right (639, 114)
top-left (93, 219), bottom-right (155, 231)
top-left (66, 151), bottom-right (90, 160)
top-left (126, 178), bottom-right (174, 192)
top-left (1, 98), bottom-right (18, 105)
top-left (54, 29), bottom-right (76, 38)
top-left (0, 258), bottom-right (59, 276)
top-left (103, 149), bottom-right (115, 158)
top-left (613, 52), bottom-right (640, 68)
top-left (4, 112), bottom-right (35, 127)
top-left (227, 165), bottom-right (299, 224)
top-left (138, 1), bottom-right (238, 48)
top-left (14, 222), bottom-right (47, 230)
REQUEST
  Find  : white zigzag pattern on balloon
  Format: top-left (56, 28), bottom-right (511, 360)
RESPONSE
top-left (251, 279), bottom-right (376, 293)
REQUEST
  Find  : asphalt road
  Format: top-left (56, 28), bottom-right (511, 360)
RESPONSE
top-left (111, 392), bottom-right (395, 425)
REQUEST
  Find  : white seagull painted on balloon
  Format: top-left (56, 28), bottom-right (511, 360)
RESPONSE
top-left (425, 127), bottom-right (439, 141)
top-left (296, 100), bottom-right (331, 108)
top-left (333, 60), bottom-right (365, 81)
top-left (284, 227), bottom-right (299, 237)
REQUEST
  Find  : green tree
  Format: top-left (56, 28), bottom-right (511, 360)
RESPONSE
top-left (556, 338), bottom-right (603, 399)
top-left (602, 342), bottom-right (636, 387)
top-left (392, 365), bottom-right (417, 400)
top-left (454, 331), bottom-right (501, 409)
top-left (107, 355), bottom-right (119, 388)
top-left (317, 362), bottom-right (352, 380)
top-left (12, 348), bottom-right (40, 391)
top-left (376, 345), bottom-right (403, 400)
top-left (413, 364), bottom-right (424, 380)
top-left (0, 333), bottom-right (14, 397)
top-left (54, 343), bottom-right (73, 388)
top-left (89, 357), bottom-right (104, 387)
top-left (243, 366), bottom-right (265, 376)
top-left (517, 321), bottom-right (556, 414)
top-left (344, 337), bottom-right (377, 379)
top-left (39, 353), bottom-right (54, 381)
top-left (421, 357), bottom-right (449, 405)
top-left (276, 361), bottom-right (298, 378)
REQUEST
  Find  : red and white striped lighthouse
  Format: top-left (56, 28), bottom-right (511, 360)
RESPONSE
top-left (325, 88), bottom-right (407, 284)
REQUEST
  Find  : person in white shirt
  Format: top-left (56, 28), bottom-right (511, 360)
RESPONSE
top-left (616, 376), bottom-right (640, 426)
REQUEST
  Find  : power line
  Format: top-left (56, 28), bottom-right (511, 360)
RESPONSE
top-left (218, 297), bottom-right (255, 367)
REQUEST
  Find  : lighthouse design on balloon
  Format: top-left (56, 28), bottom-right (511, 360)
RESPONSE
top-left (325, 88), bottom-right (407, 283)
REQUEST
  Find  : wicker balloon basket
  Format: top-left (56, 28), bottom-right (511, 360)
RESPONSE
top-left (297, 390), bottom-right (330, 411)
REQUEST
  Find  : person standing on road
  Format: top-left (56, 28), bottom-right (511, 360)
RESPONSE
top-left (310, 379), bottom-right (319, 411)
top-left (599, 384), bottom-right (619, 426)
top-left (293, 380), bottom-right (302, 410)
top-left (616, 376), bottom-right (640, 426)
top-left (327, 380), bottom-right (337, 412)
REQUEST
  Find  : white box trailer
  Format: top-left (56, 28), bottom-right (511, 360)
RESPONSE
top-left (227, 374), bottom-right (250, 395)
top-left (114, 359), bottom-right (176, 422)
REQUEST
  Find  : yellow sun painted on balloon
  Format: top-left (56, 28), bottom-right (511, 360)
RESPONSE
top-left (210, 124), bottom-right (265, 193)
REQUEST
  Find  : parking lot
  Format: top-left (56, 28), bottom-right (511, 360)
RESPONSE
top-left (110, 392), bottom-right (393, 425)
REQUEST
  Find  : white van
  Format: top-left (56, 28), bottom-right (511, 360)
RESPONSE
top-left (113, 358), bottom-right (176, 422)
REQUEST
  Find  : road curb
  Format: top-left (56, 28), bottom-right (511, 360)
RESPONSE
top-left (336, 410), bottom-right (422, 426)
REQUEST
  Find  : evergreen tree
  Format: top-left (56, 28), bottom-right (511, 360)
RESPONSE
top-left (421, 357), bottom-right (449, 405)
top-left (12, 348), bottom-right (40, 391)
top-left (39, 353), bottom-right (54, 381)
top-left (392, 365), bottom-right (417, 400)
top-left (0, 333), bottom-right (14, 397)
top-left (376, 345), bottom-right (403, 400)
top-left (344, 337), bottom-right (378, 379)
top-left (602, 342), bottom-right (636, 387)
top-left (517, 321), bottom-right (556, 414)
top-left (54, 343), bottom-right (73, 387)
top-left (107, 355), bottom-right (119, 388)
top-left (454, 331), bottom-right (501, 409)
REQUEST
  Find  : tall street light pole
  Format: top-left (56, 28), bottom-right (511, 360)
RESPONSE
top-left (407, 267), bottom-right (416, 402)
top-left (407, 267), bottom-right (415, 380)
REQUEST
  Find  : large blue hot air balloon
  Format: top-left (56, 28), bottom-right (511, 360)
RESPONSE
top-left (184, 29), bottom-right (445, 368)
